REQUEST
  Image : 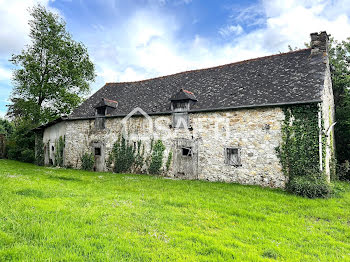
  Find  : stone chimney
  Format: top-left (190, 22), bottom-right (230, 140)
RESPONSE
top-left (310, 31), bottom-right (329, 55)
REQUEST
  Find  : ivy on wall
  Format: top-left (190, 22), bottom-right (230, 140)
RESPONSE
top-left (148, 140), bottom-right (166, 174)
top-left (109, 137), bottom-right (167, 175)
top-left (276, 104), bottom-right (331, 198)
top-left (54, 136), bottom-right (65, 167)
top-left (166, 151), bottom-right (173, 172)
top-left (277, 104), bottom-right (320, 177)
top-left (111, 137), bottom-right (136, 173)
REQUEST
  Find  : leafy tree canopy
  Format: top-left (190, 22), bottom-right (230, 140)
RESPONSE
top-left (0, 118), bottom-right (14, 137)
top-left (328, 38), bottom-right (350, 168)
top-left (8, 4), bottom-right (96, 126)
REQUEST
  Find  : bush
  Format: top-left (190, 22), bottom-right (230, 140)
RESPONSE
top-left (287, 175), bottom-right (332, 198)
top-left (81, 152), bottom-right (94, 171)
top-left (337, 160), bottom-right (350, 180)
top-left (112, 137), bottom-right (135, 173)
top-left (6, 121), bottom-right (35, 163)
top-left (149, 140), bottom-right (165, 174)
top-left (21, 149), bottom-right (35, 163)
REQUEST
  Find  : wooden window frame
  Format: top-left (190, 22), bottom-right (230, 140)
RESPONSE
top-left (224, 147), bottom-right (242, 166)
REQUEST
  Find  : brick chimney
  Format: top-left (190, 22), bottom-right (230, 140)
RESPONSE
top-left (310, 31), bottom-right (329, 55)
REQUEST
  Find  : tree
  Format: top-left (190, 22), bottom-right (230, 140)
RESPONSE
top-left (8, 4), bottom-right (95, 126)
top-left (0, 118), bottom-right (14, 137)
top-left (328, 38), bottom-right (350, 176)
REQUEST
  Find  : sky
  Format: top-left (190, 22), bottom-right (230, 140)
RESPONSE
top-left (1, 0), bottom-right (350, 118)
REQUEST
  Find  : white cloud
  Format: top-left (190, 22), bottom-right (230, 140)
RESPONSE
top-left (0, 0), bottom-right (54, 56)
top-left (219, 25), bottom-right (244, 37)
top-left (1, 0), bottom-right (350, 98)
top-left (0, 66), bottom-right (11, 81)
top-left (88, 0), bottom-right (350, 90)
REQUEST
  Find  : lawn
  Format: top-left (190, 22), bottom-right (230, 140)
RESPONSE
top-left (0, 160), bottom-right (350, 261)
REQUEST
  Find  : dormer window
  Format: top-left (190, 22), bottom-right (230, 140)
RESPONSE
top-left (94, 98), bottom-right (118, 129)
top-left (96, 107), bottom-right (106, 116)
top-left (170, 89), bottom-right (197, 129)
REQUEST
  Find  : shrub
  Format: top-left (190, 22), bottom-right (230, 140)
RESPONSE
top-left (287, 175), bottom-right (332, 198)
top-left (149, 140), bottom-right (165, 174)
top-left (112, 137), bottom-right (135, 173)
top-left (81, 152), bottom-right (94, 171)
top-left (6, 121), bottom-right (35, 163)
top-left (337, 160), bottom-right (350, 180)
top-left (35, 134), bottom-right (44, 166)
top-left (166, 151), bottom-right (173, 171)
top-left (21, 149), bottom-right (35, 163)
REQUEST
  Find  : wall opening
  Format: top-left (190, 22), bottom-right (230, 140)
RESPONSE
top-left (225, 147), bottom-right (241, 166)
top-left (95, 147), bottom-right (101, 156)
top-left (182, 147), bottom-right (192, 157)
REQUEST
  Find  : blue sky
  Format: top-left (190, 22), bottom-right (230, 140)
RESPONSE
top-left (1, 0), bottom-right (350, 118)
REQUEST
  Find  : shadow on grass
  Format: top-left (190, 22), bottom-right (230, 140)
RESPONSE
top-left (15, 189), bottom-right (45, 198)
top-left (48, 175), bottom-right (82, 182)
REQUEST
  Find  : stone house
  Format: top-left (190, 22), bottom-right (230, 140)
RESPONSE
top-left (35, 31), bottom-right (335, 188)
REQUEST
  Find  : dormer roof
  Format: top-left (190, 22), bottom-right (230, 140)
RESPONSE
top-left (170, 89), bottom-right (197, 102)
top-left (94, 98), bottom-right (118, 109)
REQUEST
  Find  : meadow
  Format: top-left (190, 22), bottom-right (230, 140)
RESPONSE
top-left (0, 159), bottom-right (349, 261)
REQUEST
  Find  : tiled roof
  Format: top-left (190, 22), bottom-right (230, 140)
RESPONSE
top-left (170, 88), bottom-right (198, 101)
top-left (94, 98), bottom-right (118, 109)
top-left (69, 48), bottom-right (326, 119)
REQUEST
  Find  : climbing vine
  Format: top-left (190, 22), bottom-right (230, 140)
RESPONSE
top-left (277, 104), bottom-right (331, 197)
top-left (111, 137), bottom-right (136, 173)
top-left (149, 140), bottom-right (166, 174)
top-left (109, 137), bottom-right (167, 175)
top-left (133, 140), bottom-right (145, 173)
top-left (54, 136), bottom-right (65, 167)
top-left (166, 151), bottom-right (173, 172)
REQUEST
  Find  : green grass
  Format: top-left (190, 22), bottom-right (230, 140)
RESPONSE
top-left (0, 160), bottom-right (350, 261)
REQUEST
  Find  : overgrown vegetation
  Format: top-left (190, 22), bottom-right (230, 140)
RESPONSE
top-left (329, 37), bottom-right (350, 179)
top-left (81, 152), bottom-right (94, 171)
top-left (6, 121), bottom-right (35, 163)
top-left (34, 133), bottom-right (44, 166)
top-left (54, 136), bottom-right (65, 167)
top-left (148, 140), bottom-right (166, 174)
top-left (166, 151), bottom-right (173, 171)
top-left (277, 105), bottom-right (331, 198)
top-left (111, 137), bottom-right (136, 173)
top-left (109, 137), bottom-right (167, 175)
top-left (286, 174), bottom-right (332, 198)
top-left (0, 160), bottom-right (349, 261)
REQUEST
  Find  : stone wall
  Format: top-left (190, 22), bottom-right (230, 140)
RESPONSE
top-left (42, 121), bottom-right (67, 166)
top-left (321, 58), bottom-right (336, 180)
top-left (59, 106), bottom-right (286, 188)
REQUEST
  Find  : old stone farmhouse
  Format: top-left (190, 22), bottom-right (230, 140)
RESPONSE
top-left (35, 31), bottom-right (335, 188)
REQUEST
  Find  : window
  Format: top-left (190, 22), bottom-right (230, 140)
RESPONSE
top-left (51, 146), bottom-right (54, 152)
top-left (173, 101), bottom-right (188, 111)
top-left (95, 147), bottom-right (101, 156)
top-left (225, 148), bottom-right (241, 166)
top-left (182, 147), bottom-right (192, 157)
top-left (173, 112), bottom-right (189, 129)
top-left (96, 107), bottom-right (106, 116)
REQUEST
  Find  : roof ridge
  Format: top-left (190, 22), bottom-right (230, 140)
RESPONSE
top-left (105, 48), bottom-right (311, 86)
